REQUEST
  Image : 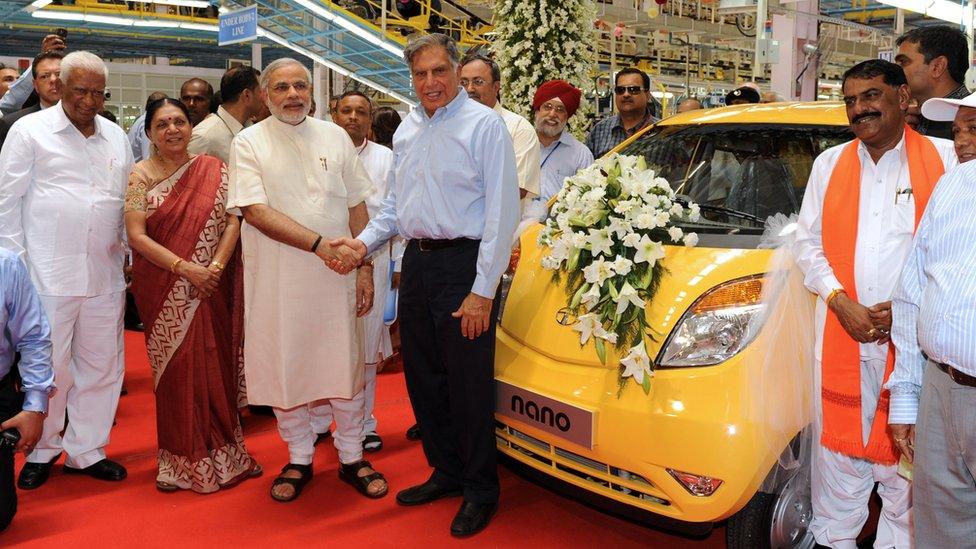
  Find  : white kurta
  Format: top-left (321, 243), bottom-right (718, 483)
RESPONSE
top-left (227, 115), bottom-right (373, 408)
top-left (359, 140), bottom-right (394, 362)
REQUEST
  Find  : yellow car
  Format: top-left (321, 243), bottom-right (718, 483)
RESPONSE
top-left (494, 102), bottom-right (852, 548)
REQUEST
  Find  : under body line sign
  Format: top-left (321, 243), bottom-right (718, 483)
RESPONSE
top-left (218, 5), bottom-right (258, 46)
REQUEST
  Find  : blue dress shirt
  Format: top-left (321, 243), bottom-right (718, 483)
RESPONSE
top-left (0, 248), bottom-right (54, 413)
top-left (538, 131), bottom-right (594, 201)
top-left (358, 88), bottom-right (520, 299)
top-left (888, 160), bottom-right (976, 424)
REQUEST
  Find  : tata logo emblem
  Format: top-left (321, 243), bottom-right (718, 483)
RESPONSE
top-left (555, 307), bottom-right (576, 326)
top-left (495, 381), bottom-right (594, 448)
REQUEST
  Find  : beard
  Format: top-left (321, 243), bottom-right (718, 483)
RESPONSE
top-left (534, 115), bottom-right (566, 138)
top-left (269, 99), bottom-right (310, 125)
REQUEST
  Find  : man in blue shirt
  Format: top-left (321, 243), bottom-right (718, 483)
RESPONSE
top-left (0, 248), bottom-right (54, 531)
top-left (331, 33), bottom-right (519, 537)
top-left (531, 80), bottom-right (594, 203)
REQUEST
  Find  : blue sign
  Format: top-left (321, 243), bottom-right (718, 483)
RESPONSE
top-left (218, 5), bottom-right (258, 46)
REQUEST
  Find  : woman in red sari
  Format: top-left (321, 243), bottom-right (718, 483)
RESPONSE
top-left (124, 98), bottom-right (260, 493)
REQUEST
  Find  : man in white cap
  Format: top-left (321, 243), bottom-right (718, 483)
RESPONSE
top-left (886, 90), bottom-right (976, 547)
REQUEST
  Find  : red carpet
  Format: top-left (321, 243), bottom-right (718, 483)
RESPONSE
top-left (3, 331), bottom-right (725, 547)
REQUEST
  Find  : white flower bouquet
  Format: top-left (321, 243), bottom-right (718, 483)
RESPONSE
top-left (537, 154), bottom-right (701, 394)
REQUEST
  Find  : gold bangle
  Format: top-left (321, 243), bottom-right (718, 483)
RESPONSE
top-left (210, 260), bottom-right (225, 271)
top-left (170, 258), bottom-right (184, 273)
top-left (826, 288), bottom-right (845, 307)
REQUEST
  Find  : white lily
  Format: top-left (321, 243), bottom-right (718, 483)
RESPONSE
top-left (572, 313), bottom-right (602, 344)
top-left (620, 340), bottom-right (653, 385)
top-left (582, 257), bottom-right (614, 285)
top-left (587, 227), bottom-right (614, 257)
top-left (593, 325), bottom-right (619, 344)
top-left (633, 235), bottom-right (666, 265)
top-left (581, 283), bottom-right (603, 310)
top-left (614, 281), bottom-right (645, 316)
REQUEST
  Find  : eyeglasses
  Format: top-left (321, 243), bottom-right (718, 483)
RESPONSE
top-left (539, 102), bottom-right (567, 114)
top-left (460, 78), bottom-right (489, 87)
top-left (271, 81), bottom-right (310, 94)
top-left (614, 85), bottom-right (646, 95)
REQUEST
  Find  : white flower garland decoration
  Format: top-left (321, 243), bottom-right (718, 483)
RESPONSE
top-left (491, 0), bottom-right (598, 140)
top-left (538, 154), bottom-right (700, 394)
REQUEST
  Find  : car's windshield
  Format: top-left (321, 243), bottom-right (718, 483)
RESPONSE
top-left (618, 123), bottom-right (852, 234)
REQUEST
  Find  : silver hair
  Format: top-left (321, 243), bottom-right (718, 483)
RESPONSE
top-left (260, 57), bottom-right (311, 90)
top-left (402, 33), bottom-right (459, 69)
top-left (59, 51), bottom-right (108, 84)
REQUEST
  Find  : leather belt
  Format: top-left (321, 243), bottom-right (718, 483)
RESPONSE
top-left (935, 361), bottom-right (976, 388)
top-left (412, 238), bottom-right (479, 252)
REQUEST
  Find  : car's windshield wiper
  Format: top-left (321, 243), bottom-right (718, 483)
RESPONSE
top-left (674, 195), bottom-right (765, 225)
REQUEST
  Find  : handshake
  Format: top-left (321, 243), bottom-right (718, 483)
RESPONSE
top-left (317, 237), bottom-right (368, 274)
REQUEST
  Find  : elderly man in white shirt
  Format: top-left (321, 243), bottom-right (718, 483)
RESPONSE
top-left (794, 59), bottom-right (956, 549)
top-left (188, 66), bottom-right (263, 163)
top-left (0, 51), bottom-right (133, 490)
top-left (459, 53), bottom-right (540, 201)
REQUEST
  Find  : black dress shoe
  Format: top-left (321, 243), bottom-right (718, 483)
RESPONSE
top-left (17, 453), bottom-right (61, 490)
top-left (405, 423), bottom-right (421, 441)
top-left (395, 478), bottom-right (463, 506)
top-left (63, 459), bottom-right (127, 481)
top-left (450, 501), bottom-right (498, 538)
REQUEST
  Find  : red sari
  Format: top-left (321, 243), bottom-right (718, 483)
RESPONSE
top-left (129, 155), bottom-right (254, 493)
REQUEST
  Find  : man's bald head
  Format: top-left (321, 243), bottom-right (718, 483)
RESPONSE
top-left (677, 98), bottom-right (703, 113)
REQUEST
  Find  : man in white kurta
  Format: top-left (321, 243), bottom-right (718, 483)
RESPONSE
top-left (227, 58), bottom-right (387, 501)
top-left (310, 91), bottom-right (395, 452)
top-left (0, 52), bottom-right (133, 488)
top-left (794, 60), bottom-right (957, 548)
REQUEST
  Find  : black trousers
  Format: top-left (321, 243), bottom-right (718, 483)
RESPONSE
top-left (399, 239), bottom-right (500, 504)
top-left (0, 371), bottom-right (23, 532)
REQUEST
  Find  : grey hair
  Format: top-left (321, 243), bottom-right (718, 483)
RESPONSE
top-left (260, 57), bottom-right (311, 90)
top-left (59, 51), bottom-right (108, 84)
top-left (403, 33), bottom-right (459, 69)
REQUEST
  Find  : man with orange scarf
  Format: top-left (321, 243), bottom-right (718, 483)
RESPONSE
top-left (794, 59), bottom-right (957, 548)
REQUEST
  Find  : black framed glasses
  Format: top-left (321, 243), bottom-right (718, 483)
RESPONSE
top-left (614, 85), bottom-right (645, 95)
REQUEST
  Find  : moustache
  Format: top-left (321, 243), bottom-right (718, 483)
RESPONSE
top-left (852, 111), bottom-right (882, 124)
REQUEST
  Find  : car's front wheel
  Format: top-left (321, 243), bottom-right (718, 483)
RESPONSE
top-left (726, 465), bottom-right (814, 549)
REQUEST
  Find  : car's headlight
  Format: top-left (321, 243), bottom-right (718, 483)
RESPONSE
top-left (657, 275), bottom-right (766, 367)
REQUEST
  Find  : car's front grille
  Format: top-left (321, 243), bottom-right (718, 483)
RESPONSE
top-left (496, 421), bottom-right (671, 508)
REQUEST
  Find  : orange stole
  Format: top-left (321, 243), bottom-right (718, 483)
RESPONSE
top-left (820, 127), bottom-right (944, 465)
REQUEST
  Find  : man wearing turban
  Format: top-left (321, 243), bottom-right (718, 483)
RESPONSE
top-left (532, 80), bottom-right (594, 202)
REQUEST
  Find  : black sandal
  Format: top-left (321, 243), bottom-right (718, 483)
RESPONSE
top-left (338, 459), bottom-right (388, 499)
top-left (270, 463), bottom-right (312, 503)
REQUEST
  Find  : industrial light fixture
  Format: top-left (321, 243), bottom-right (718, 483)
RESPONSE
top-left (876, 0), bottom-right (964, 25)
top-left (130, 0), bottom-right (211, 8)
top-left (31, 9), bottom-right (216, 30)
top-left (290, 0), bottom-right (403, 57)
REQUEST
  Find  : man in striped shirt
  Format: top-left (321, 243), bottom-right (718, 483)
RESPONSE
top-left (887, 91), bottom-right (976, 547)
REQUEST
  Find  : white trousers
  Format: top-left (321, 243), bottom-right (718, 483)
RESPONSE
top-left (811, 358), bottom-right (913, 548)
top-left (273, 388), bottom-right (366, 465)
top-left (309, 362), bottom-right (378, 435)
top-left (29, 292), bottom-right (125, 468)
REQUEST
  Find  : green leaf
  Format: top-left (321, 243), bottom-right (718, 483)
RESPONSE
top-left (641, 375), bottom-right (651, 394)
top-left (566, 249), bottom-right (581, 272)
top-left (608, 280), bottom-right (619, 300)
top-left (595, 338), bottom-right (607, 365)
